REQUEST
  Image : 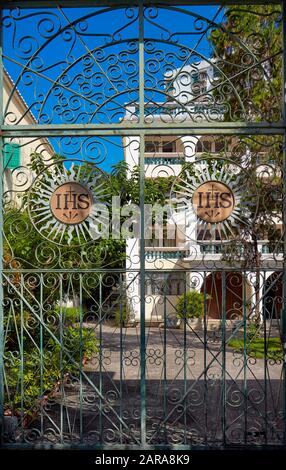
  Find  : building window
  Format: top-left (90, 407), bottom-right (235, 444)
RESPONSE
top-left (203, 141), bottom-right (212, 152)
top-left (162, 141), bottom-right (176, 153)
top-left (4, 143), bottom-right (20, 169)
top-left (195, 139), bottom-right (212, 153)
top-left (192, 72), bottom-right (200, 83)
top-left (145, 142), bottom-right (154, 153)
top-left (197, 228), bottom-right (224, 241)
top-left (145, 226), bottom-right (177, 247)
top-left (213, 68), bottom-right (220, 80)
top-left (145, 141), bottom-right (160, 153)
top-left (145, 272), bottom-right (185, 295)
top-left (167, 273), bottom-right (186, 295)
top-left (145, 140), bottom-right (176, 153)
top-left (215, 140), bottom-right (224, 153)
top-left (195, 140), bottom-right (203, 153)
top-left (145, 237), bottom-right (177, 248)
top-left (192, 71), bottom-right (208, 95)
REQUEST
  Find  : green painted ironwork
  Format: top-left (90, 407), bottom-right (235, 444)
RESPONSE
top-left (282, 0), bottom-right (286, 448)
top-left (0, 0), bottom-right (285, 450)
top-left (0, 6), bottom-right (4, 445)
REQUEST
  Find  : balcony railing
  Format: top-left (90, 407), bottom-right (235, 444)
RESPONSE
top-left (144, 242), bottom-right (283, 259)
top-left (199, 241), bottom-right (283, 255)
top-left (145, 157), bottom-right (184, 165)
top-left (260, 242), bottom-right (283, 254)
top-left (145, 248), bottom-right (186, 259)
top-left (200, 244), bottom-right (222, 254)
top-left (132, 103), bottom-right (227, 117)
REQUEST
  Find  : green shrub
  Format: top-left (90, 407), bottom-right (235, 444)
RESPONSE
top-left (247, 319), bottom-right (261, 341)
top-left (54, 306), bottom-right (83, 325)
top-left (5, 326), bottom-right (98, 417)
top-left (6, 350), bottom-right (65, 417)
top-left (51, 325), bottom-right (98, 362)
top-left (113, 304), bottom-right (128, 327)
top-left (176, 290), bottom-right (206, 319)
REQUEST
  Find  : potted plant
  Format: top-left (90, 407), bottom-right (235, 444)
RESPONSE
top-left (176, 290), bottom-right (207, 330)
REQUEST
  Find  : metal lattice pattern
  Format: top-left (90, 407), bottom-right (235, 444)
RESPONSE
top-left (0, 1), bottom-right (285, 449)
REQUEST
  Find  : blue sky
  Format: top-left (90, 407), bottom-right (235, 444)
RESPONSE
top-left (3, 5), bottom-right (224, 172)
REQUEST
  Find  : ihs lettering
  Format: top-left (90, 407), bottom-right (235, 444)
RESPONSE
top-left (54, 186), bottom-right (90, 210)
top-left (197, 191), bottom-right (232, 209)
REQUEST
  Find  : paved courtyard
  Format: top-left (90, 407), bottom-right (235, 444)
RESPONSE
top-left (49, 323), bottom-right (283, 446)
top-left (84, 323), bottom-right (282, 382)
top-left (6, 323), bottom-right (282, 446)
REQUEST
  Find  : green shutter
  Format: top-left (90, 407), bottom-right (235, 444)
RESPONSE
top-left (192, 72), bottom-right (200, 83)
top-left (3, 143), bottom-right (20, 169)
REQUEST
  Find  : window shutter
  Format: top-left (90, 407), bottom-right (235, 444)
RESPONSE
top-left (3, 143), bottom-right (20, 169)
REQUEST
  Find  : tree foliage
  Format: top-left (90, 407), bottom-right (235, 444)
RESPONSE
top-left (210, 4), bottom-right (282, 121)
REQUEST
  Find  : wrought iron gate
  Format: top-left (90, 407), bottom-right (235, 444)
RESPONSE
top-left (0, 0), bottom-right (286, 449)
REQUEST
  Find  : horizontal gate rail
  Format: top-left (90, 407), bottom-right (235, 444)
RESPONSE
top-left (0, 0), bottom-right (285, 449)
top-left (1, 0), bottom-right (282, 8)
top-left (1, 123), bottom-right (286, 137)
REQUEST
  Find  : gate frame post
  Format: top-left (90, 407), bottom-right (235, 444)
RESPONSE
top-left (282, 0), bottom-right (286, 448)
top-left (0, 0), bottom-right (284, 450)
top-left (139, 0), bottom-right (146, 447)
top-left (0, 6), bottom-right (4, 445)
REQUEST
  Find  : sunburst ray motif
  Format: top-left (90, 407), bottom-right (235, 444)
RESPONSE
top-left (28, 160), bottom-right (112, 246)
top-left (170, 158), bottom-right (257, 244)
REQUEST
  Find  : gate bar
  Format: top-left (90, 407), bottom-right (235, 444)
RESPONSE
top-left (1, 1), bottom-right (282, 8)
top-left (139, 0), bottom-right (146, 446)
top-left (0, 7), bottom-right (4, 445)
top-left (282, 0), bottom-right (286, 448)
top-left (1, 123), bottom-right (285, 137)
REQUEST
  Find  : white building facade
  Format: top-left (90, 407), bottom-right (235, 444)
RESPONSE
top-left (3, 70), bottom-right (53, 204)
top-left (123, 61), bottom-right (282, 325)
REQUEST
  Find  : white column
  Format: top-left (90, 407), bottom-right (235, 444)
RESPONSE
top-left (124, 136), bottom-right (140, 177)
top-left (180, 135), bottom-right (198, 163)
top-left (246, 271), bottom-right (264, 320)
top-left (126, 238), bottom-right (140, 322)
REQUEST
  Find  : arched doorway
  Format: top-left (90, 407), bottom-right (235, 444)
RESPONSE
top-left (263, 272), bottom-right (283, 320)
top-left (201, 272), bottom-right (250, 320)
